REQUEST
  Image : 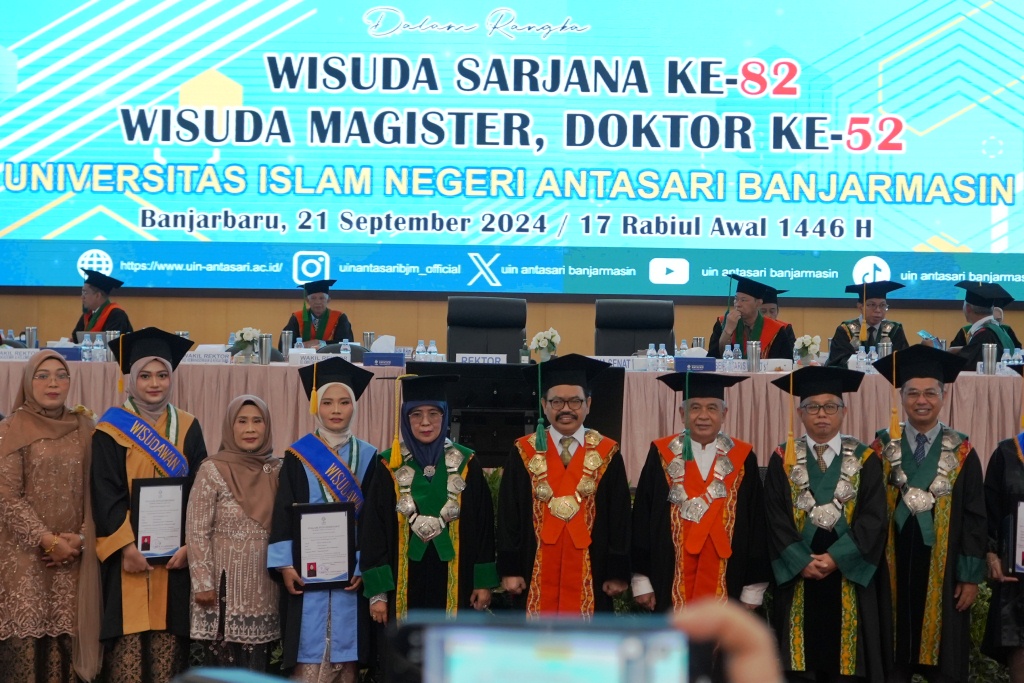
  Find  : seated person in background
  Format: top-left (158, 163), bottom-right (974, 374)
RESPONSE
top-left (71, 269), bottom-right (133, 339)
top-left (758, 286), bottom-right (786, 321)
top-left (709, 275), bottom-right (794, 360)
top-left (945, 280), bottom-right (1016, 367)
top-left (281, 279), bottom-right (355, 349)
top-left (950, 303), bottom-right (1021, 350)
top-left (825, 280), bottom-right (909, 367)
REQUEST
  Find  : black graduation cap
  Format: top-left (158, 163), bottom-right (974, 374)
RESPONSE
top-left (522, 353), bottom-right (611, 394)
top-left (872, 344), bottom-right (966, 387)
top-left (300, 279), bottom-right (336, 296)
top-left (298, 357), bottom-right (374, 402)
top-left (956, 280), bottom-right (1014, 308)
top-left (399, 374), bottom-right (460, 403)
top-left (111, 327), bottom-right (193, 373)
top-left (761, 287), bottom-right (787, 305)
top-left (728, 274), bottom-right (770, 300)
top-left (83, 269), bottom-right (124, 294)
top-left (658, 371), bottom-right (748, 400)
top-left (771, 366), bottom-right (864, 400)
top-left (844, 280), bottom-right (904, 300)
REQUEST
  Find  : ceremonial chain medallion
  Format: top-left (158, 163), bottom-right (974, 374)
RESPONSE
top-left (394, 441), bottom-right (465, 542)
top-left (788, 437), bottom-right (862, 531)
top-left (528, 430), bottom-right (604, 522)
top-left (882, 427), bottom-right (959, 515)
top-left (664, 433), bottom-right (734, 523)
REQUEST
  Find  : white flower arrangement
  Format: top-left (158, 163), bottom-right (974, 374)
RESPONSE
top-left (795, 334), bottom-right (821, 359)
top-left (235, 326), bottom-right (261, 345)
top-left (529, 327), bottom-right (561, 353)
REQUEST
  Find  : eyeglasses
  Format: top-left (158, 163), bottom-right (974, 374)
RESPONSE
top-left (545, 397), bottom-right (585, 410)
top-left (801, 402), bottom-right (843, 415)
top-left (904, 389), bottom-right (942, 401)
top-left (32, 372), bottom-right (71, 383)
top-left (409, 409), bottom-right (443, 423)
top-left (864, 302), bottom-right (889, 311)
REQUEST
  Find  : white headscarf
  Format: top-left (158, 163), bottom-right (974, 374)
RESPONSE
top-left (313, 381), bottom-right (358, 449)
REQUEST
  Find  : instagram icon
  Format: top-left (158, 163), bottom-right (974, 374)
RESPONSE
top-left (293, 251), bottom-right (330, 284)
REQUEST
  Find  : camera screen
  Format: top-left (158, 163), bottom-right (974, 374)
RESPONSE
top-left (423, 625), bottom-right (687, 683)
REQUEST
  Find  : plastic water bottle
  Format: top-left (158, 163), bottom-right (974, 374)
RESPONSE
top-left (655, 343), bottom-right (667, 371)
top-left (722, 344), bottom-right (734, 372)
top-left (732, 344), bottom-right (743, 372)
top-left (427, 340), bottom-right (439, 362)
top-left (868, 346), bottom-right (879, 371)
top-left (294, 337), bottom-right (304, 349)
top-left (93, 335), bottom-right (107, 363)
top-left (519, 340), bottom-right (530, 365)
top-left (678, 339), bottom-right (688, 354)
top-left (646, 343), bottom-right (657, 371)
top-left (1001, 349), bottom-right (1012, 372)
top-left (857, 345), bottom-right (867, 372)
top-left (81, 334), bottom-right (93, 362)
top-left (340, 339), bottom-right (352, 363)
top-left (414, 340), bottom-right (426, 361)
top-left (1014, 348), bottom-right (1023, 366)
top-left (228, 332), bottom-right (236, 347)
top-left (5, 329), bottom-right (13, 342)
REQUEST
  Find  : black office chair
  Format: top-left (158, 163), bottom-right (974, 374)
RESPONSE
top-left (594, 299), bottom-right (675, 356)
top-left (319, 343), bottom-right (367, 362)
top-left (446, 296), bottom-right (528, 362)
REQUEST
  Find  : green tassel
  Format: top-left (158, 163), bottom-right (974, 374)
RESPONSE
top-left (535, 360), bottom-right (547, 451)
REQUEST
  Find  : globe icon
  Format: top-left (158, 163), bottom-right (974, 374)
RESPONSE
top-left (77, 249), bottom-right (114, 278)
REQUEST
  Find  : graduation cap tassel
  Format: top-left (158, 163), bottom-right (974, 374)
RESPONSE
top-left (309, 361), bottom-right (319, 415)
top-left (117, 335), bottom-right (124, 394)
top-left (889, 350), bottom-right (902, 440)
top-left (534, 361), bottom-right (548, 452)
top-left (682, 370), bottom-right (694, 462)
top-left (784, 371), bottom-right (797, 467)
top-left (859, 283), bottom-right (869, 344)
top-left (390, 374), bottom-right (416, 469)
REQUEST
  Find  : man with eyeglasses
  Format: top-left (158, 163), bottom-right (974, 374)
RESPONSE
top-left (71, 269), bottom-right (133, 340)
top-left (709, 275), bottom-right (795, 360)
top-left (870, 345), bottom-right (985, 683)
top-left (765, 366), bottom-right (888, 682)
top-left (631, 372), bottom-right (770, 617)
top-left (825, 280), bottom-right (909, 368)
top-left (497, 354), bottom-right (632, 617)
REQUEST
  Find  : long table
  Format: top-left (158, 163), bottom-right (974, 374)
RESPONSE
top-left (1, 360), bottom-right (1018, 484)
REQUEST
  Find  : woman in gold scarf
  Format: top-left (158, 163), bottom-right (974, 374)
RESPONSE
top-left (91, 327), bottom-right (207, 681)
top-left (186, 394), bottom-right (281, 671)
top-left (0, 350), bottom-right (102, 681)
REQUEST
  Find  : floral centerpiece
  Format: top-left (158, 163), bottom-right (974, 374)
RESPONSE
top-left (530, 327), bottom-right (561, 362)
top-left (232, 326), bottom-right (261, 362)
top-left (795, 334), bottom-right (821, 365)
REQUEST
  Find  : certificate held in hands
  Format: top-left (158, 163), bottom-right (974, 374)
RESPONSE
top-left (130, 477), bottom-right (187, 564)
top-left (292, 502), bottom-right (356, 591)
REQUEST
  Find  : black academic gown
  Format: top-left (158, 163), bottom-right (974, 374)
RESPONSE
top-left (885, 447), bottom-right (987, 682)
top-left (764, 448), bottom-right (888, 680)
top-left (952, 324), bottom-right (1021, 350)
top-left (496, 441), bottom-right (632, 613)
top-left (359, 451), bottom-right (495, 615)
top-left (90, 420), bottom-right (207, 641)
top-left (708, 318), bottom-right (795, 360)
top-left (958, 325), bottom-right (1007, 368)
top-left (71, 305), bottom-right (133, 339)
top-left (269, 452), bottom-right (377, 670)
top-left (982, 438), bottom-right (1024, 660)
top-left (630, 444), bottom-right (770, 610)
top-left (281, 309), bottom-right (354, 347)
top-left (825, 319), bottom-right (909, 368)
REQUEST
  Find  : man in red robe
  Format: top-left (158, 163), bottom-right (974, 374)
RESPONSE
top-left (71, 269), bottom-right (133, 339)
top-left (497, 354), bottom-right (631, 617)
top-left (709, 275), bottom-right (794, 360)
top-left (281, 278), bottom-right (354, 349)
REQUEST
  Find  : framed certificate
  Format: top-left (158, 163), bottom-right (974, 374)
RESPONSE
top-left (291, 502), bottom-right (357, 591)
top-left (130, 477), bottom-right (187, 565)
